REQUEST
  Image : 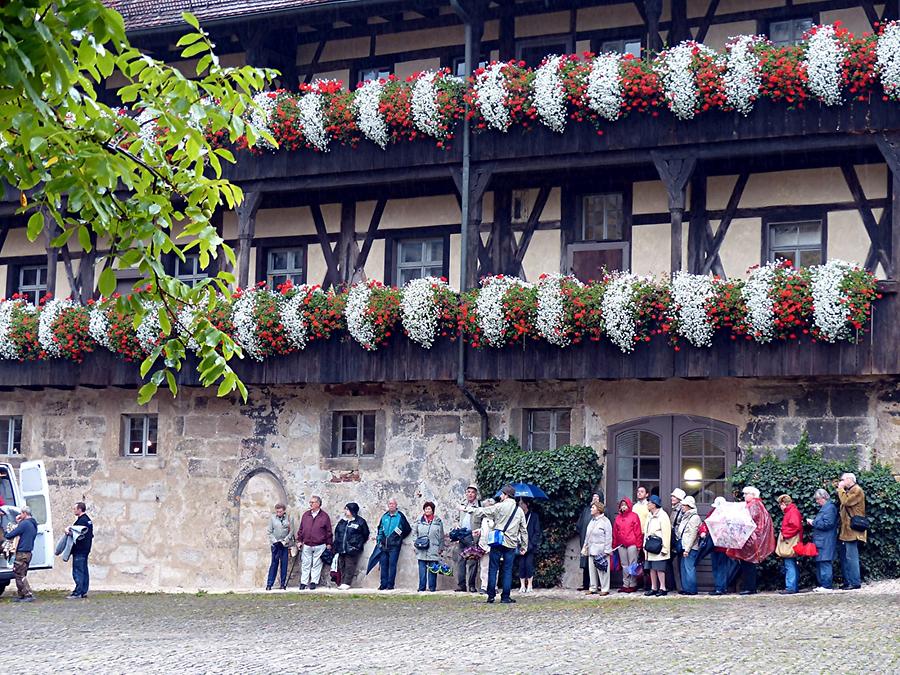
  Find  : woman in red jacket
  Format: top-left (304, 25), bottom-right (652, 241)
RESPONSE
top-left (612, 497), bottom-right (643, 592)
top-left (777, 494), bottom-right (803, 594)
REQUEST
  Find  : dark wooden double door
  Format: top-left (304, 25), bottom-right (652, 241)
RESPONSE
top-left (607, 415), bottom-right (739, 589)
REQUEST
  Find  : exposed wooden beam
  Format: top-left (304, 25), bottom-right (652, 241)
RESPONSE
top-left (353, 198), bottom-right (387, 280)
top-left (451, 167), bottom-right (492, 286)
top-left (512, 185), bottom-right (552, 270)
top-left (860, 0), bottom-right (880, 30)
top-left (0, 221), bottom-right (10, 257)
top-left (42, 214), bottom-right (60, 299)
top-left (337, 201), bottom-right (360, 285)
top-left (840, 163), bottom-right (893, 276)
top-left (688, 173), bottom-right (707, 274)
top-left (694, 0), bottom-right (721, 43)
top-left (234, 191), bottom-right (263, 289)
top-left (651, 152), bottom-right (697, 275)
top-left (303, 40), bottom-right (327, 84)
top-left (310, 203), bottom-right (341, 289)
top-left (701, 172), bottom-right (748, 275)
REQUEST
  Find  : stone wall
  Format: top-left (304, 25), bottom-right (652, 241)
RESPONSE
top-left (0, 375), bottom-right (897, 592)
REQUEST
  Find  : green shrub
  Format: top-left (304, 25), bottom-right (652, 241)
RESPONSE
top-left (475, 437), bottom-right (603, 587)
top-left (731, 432), bottom-right (900, 588)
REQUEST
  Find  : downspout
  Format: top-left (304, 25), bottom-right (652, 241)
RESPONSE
top-left (451, 1), bottom-right (489, 443)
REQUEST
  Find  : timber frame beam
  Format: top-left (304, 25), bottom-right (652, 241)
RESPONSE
top-left (875, 131), bottom-right (900, 281)
top-left (652, 152), bottom-right (697, 275)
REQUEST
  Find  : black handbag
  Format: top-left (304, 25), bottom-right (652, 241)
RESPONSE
top-left (321, 548), bottom-right (335, 565)
top-left (645, 535), bottom-right (664, 555)
top-left (414, 519), bottom-right (433, 550)
top-left (850, 515), bottom-right (869, 532)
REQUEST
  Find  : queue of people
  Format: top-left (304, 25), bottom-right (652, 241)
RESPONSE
top-left (258, 471), bottom-right (867, 597)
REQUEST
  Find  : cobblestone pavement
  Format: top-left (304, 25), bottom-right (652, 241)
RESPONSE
top-left (7, 583), bottom-right (900, 674)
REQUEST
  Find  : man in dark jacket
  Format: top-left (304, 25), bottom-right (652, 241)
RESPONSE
top-left (296, 495), bottom-right (333, 590)
top-left (376, 497), bottom-right (411, 590)
top-left (333, 502), bottom-right (369, 589)
top-left (808, 488), bottom-right (838, 592)
top-left (67, 502), bottom-right (93, 599)
top-left (4, 506), bottom-right (38, 601)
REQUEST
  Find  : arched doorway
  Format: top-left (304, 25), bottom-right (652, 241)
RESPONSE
top-left (607, 415), bottom-right (739, 512)
top-left (234, 469), bottom-right (288, 589)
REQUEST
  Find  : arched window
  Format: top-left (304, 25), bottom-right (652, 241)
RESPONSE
top-left (608, 415), bottom-right (738, 509)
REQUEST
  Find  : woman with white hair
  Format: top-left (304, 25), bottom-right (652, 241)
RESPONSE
top-left (726, 486), bottom-right (776, 596)
top-left (807, 488), bottom-right (838, 592)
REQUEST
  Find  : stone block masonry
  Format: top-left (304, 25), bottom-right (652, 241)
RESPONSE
top-left (0, 376), bottom-right (896, 592)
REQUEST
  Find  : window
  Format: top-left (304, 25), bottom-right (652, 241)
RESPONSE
top-left (581, 193), bottom-right (624, 242)
top-left (600, 38), bottom-right (642, 58)
top-left (122, 415), bottom-right (158, 456)
top-left (767, 219), bottom-right (823, 267)
top-left (174, 254), bottom-right (207, 287)
top-left (0, 416), bottom-right (22, 456)
top-left (453, 55), bottom-right (488, 77)
top-left (395, 238), bottom-right (444, 285)
top-left (17, 265), bottom-right (47, 304)
top-left (266, 247), bottom-right (305, 288)
top-left (334, 411), bottom-right (376, 457)
top-left (358, 66), bottom-right (391, 84)
top-left (516, 36), bottom-right (573, 68)
top-left (680, 428), bottom-right (729, 502)
top-left (615, 429), bottom-right (661, 502)
top-left (769, 18), bottom-right (814, 47)
top-left (526, 409), bottom-right (571, 451)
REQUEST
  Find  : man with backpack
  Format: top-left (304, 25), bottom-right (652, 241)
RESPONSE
top-left (461, 485), bottom-right (528, 605)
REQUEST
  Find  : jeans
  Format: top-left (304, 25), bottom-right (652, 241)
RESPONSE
top-left (418, 560), bottom-right (437, 591)
top-left (267, 543), bottom-right (289, 588)
top-left (711, 551), bottom-right (735, 593)
top-left (816, 560), bottom-right (834, 589)
top-left (487, 545), bottom-right (516, 601)
top-left (72, 553), bottom-right (90, 596)
top-left (300, 543), bottom-right (326, 586)
top-left (379, 546), bottom-right (401, 589)
top-left (840, 540), bottom-right (861, 587)
top-left (783, 557), bottom-right (798, 592)
top-left (680, 549), bottom-right (699, 594)
top-left (739, 560), bottom-right (758, 593)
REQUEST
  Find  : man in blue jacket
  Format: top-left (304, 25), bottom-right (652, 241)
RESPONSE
top-left (808, 488), bottom-right (839, 592)
top-left (68, 502), bottom-right (93, 599)
top-left (4, 506), bottom-right (38, 602)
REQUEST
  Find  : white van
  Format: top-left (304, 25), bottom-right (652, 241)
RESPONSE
top-left (0, 461), bottom-right (54, 596)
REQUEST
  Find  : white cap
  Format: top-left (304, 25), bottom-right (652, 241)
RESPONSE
top-left (681, 495), bottom-right (697, 509)
top-left (671, 488), bottom-right (687, 501)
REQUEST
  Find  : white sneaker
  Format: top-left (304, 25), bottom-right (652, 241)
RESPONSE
top-left (339, 584), bottom-right (351, 590)
top-left (813, 586), bottom-right (834, 593)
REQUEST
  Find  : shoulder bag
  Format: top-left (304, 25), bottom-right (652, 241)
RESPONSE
top-left (850, 515), bottom-right (869, 532)
top-left (776, 532), bottom-right (800, 558)
top-left (414, 519), bottom-right (433, 550)
top-left (489, 506), bottom-right (519, 547)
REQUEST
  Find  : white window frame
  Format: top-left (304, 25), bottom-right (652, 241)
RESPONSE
top-left (174, 254), bottom-right (207, 287)
top-left (266, 247), bottom-right (305, 288)
top-left (0, 416), bottom-right (22, 456)
top-left (122, 415), bottom-right (158, 457)
top-left (767, 219), bottom-right (823, 267)
top-left (581, 192), bottom-right (625, 242)
top-left (769, 17), bottom-right (815, 47)
top-left (600, 38), bottom-right (642, 58)
top-left (358, 66), bottom-right (392, 84)
top-left (18, 265), bottom-right (48, 304)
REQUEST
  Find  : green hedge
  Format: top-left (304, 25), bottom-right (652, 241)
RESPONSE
top-left (731, 433), bottom-right (900, 588)
top-left (474, 437), bottom-right (603, 587)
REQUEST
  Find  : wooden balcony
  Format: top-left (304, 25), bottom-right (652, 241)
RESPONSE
top-left (0, 289), bottom-right (896, 388)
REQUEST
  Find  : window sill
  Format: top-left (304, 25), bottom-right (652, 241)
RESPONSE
top-left (321, 455), bottom-right (382, 471)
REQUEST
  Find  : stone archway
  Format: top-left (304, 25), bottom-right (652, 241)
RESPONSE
top-left (229, 462), bottom-right (290, 589)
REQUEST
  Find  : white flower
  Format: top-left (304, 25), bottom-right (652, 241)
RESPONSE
top-left (810, 259), bottom-right (856, 342)
top-left (354, 79), bottom-right (389, 148)
top-left (533, 56), bottom-right (567, 133)
top-left (876, 21), bottom-right (900, 101)
top-left (724, 35), bottom-right (762, 115)
top-left (476, 275), bottom-right (526, 347)
top-left (601, 272), bottom-right (650, 353)
top-left (232, 287), bottom-right (263, 360)
top-left (401, 277), bottom-right (447, 349)
top-left (411, 71), bottom-right (446, 139)
top-left (88, 303), bottom-right (112, 351)
top-left (671, 272), bottom-right (715, 347)
top-left (249, 91), bottom-right (282, 150)
top-left (345, 283), bottom-right (377, 350)
top-left (536, 274), bottom-right (580, 347)
top-left (474, 63), bottom-right (511, 131)
top-left (135, 301), bottom-right (163, 354)
top-left (587, 53), bottom-right (623, 121)
top-left (298, 86), bottom-right (330, 152)
top-left (37, 299), bottom-right (75, 358)
top-left (743, 263), bottom-right (778, 343)
top-left (135, 108), bottom-right (159, 147)
top-left (0, 299), bottom-right (32, 360)
top-left (279, 285), bottom-right (322, 351)
top-left (805, 24), bottom-right (845, 106)
top-left (656, 42), bottom-right (716, 121)
top-left (176, 304), bottom-right (201, 352)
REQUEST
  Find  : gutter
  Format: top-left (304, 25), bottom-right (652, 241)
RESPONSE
top-left (451, 0), bottom-right (489, 443)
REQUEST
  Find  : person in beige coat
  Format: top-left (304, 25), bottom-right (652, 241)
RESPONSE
top-left (837, 473), bottom-right (866, 590)
top-left (476, 498), bottom-right (496, 594)
top-left (581, 501), bottom-right (613, 596)
top-left (643, 495), bottom-right (672, 597)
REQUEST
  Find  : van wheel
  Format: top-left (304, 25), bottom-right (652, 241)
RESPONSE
top-left (0, 581), bottom-right (9, 597)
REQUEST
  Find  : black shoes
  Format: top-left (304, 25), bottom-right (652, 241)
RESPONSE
top-left (500, 597), bottom-right (516, 604)
top-left (739, 590), bottom-right (757, 595)
top-left (299, 584), bottom-right (307, 590)
top-left (643, 590), bottom-right (657, 596)
top-left (309, 583), bottom-right (317, 590)
top-left (656, 590), bottom-right (668, 597)
top-left (486, 597), bottom-right (495, 604)
top-left (454, 588), bottom-right (467, 593)
top-left (265, 586), bottom-right (272, 591)
top-left (708, 591), bottom-right (725, 596)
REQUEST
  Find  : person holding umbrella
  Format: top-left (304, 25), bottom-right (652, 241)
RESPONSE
top-left (727, 486), bottom-right (776, 595)
top-left (517, 498), bottom-right (542, 594)
top-left (702, 497), bottom-right (736, 595)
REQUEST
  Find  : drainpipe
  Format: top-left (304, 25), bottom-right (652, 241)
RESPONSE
top-left (451, 0), bottom-right (489, 442)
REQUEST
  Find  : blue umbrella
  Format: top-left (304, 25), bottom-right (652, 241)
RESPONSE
top-left (496, 482), bottom-right (549, 500)
top-left (366, 543), bottom-right (383, 575)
